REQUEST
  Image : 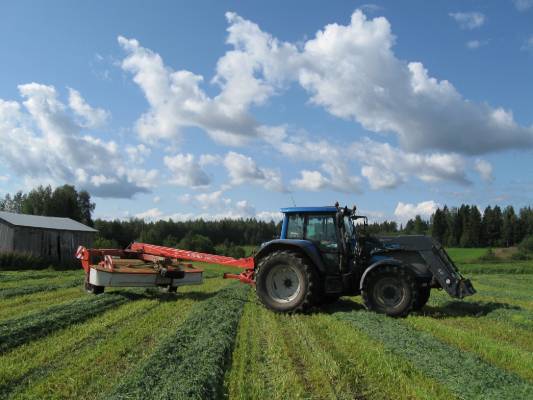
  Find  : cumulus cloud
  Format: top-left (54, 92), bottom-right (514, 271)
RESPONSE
top-left (514, 0), bottom-right (533, 11)
top-left (229, 11), bottom-right (533, 154)
top-left (223, 151), bottom-right (285, 192)
top-left (67, 88), bottom-right (110, 128)
top-left (351, 139), bottom-right (470, 189)
top-left (0, 84), bottom-right (156, 198)
top-left (164, 153), bottom-right (211, 187)
top-left (474, 159), bottom-right (494, 183)
top-left (118, 35), bottom-right (259, 146)
top-left (292, 162), bottom-right (362, 193)
top-left (394, 201), bottom-right (440, 223)
top-left (449, 12), bottom-right (486, 29)
top-left (140, 191), bottom-right (280, 221)
top-left (466, 40), bottom-right (488, 49)
top-left (119, 11), bottom-right (533, 157)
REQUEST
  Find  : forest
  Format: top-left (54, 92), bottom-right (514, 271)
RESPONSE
top-left (1, 185), bottom-right (532, 251)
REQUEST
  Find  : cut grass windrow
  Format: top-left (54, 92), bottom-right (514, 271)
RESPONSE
top-left (1, 278), bottom-right (230, 400)
top-left (330, 302), bottom-right (533, 400)
top-left (0, 292), bottom-right (134, 354)
top-left (0, 287), bottom-right (83, 322)
top-left (109, 284), bottom-right (249, 400)
top-left (406, 316), bottom-right (533, 381)
top-left (0, 270), bottom-right (81, 283)
top-left (0, 278), bottom-right (82, 299)
top-left (226, 299), bottom-right (454, 400)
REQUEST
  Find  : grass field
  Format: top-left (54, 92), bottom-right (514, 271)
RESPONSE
top-left (0, 254), bottom-right (532, 399)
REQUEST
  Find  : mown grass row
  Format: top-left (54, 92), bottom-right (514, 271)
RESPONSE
top-left (5, 278), bottom-right (230, 400)
top-left (0, 287), bottom-right (84, 322)
top-left (330, 301), bottom-right (533, 399)
top-left (0, 292), bottom-right (134, 354)
top-left (225, 296), bottom-right (454, 400)
top-left (0, 270), bottom-right (81, 283)
top-left (0, 278), bottom-right (82, 299)
top-left (459, 262), bottom-right (533, 274)
top-left (109, 283), bottom-right (249, 400)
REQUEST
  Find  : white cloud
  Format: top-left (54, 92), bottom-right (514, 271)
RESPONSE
top-left (394, 201), bottom-right (440, 223)
top-left (0, 84), bottom-right (157, 198)
top-left (522, 35), bottom-right (533, 51)
top-left (118, 35), bottom-right (260, 146)
top-left (153, 196), bottom-right (161, 203)
top-left (466, 40), bottom-right (488, 49)
top-left (118, 11), bottom-right (533, 157)
top-left (292, 161), bottom-right (362, 193)
top-left (513, 0), bottom-right (533, 12)
top-left (221, 11), bottom-right (533, 155)
top-left (449, 12), bottom-right (486, 30)
top-left (474, 159), bottom-right (494, 183)
top-left (0, 175), bottom-right (9, 182)
top-left (223, 151), bottom-right (285, 192)
top-left (137, 193), bottom-right (280, 221)
top-left (68, 88), bottom-right (110, 128)
top-left (163, 153), bottom-right (211, 187)
top-left (351, 139), bottom-right (470, 189)
top-left (135, 208), bottom-right (164, 221)
top-left (126, 144), bottom-right (151, 163)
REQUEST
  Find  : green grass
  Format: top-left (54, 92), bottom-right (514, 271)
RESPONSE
top-left (109, 284), bottom-right (249, 400)
top-left (446, 247), bottom-right (488, 263)
top-left (0, 252), bottom-right (532, 399)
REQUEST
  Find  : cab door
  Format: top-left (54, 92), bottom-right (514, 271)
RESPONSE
top-left (304, 214), bottom-right (340, 272)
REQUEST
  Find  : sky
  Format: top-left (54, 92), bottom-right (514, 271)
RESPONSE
top-left (0, 0), bottom-right (532, 224)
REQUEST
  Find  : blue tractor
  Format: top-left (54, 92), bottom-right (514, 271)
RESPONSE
top-left (253, 204), bottom-right (475, 316)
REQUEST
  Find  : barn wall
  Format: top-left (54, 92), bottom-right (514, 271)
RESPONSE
top-left (12, 227), bottom-right (95, 263)
top-left (0, 223), bottom-right (14, 252)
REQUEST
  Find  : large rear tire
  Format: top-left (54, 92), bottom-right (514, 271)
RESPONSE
top-left (255, 250), bottom-right (318, 313)
top-left (413, 286), bottom-right (431, 310)
top-left (362, 265), bottom-right (417, 317)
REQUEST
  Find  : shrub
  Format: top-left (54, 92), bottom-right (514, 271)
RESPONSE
top-left (477, 248), bottom-right (499, 262)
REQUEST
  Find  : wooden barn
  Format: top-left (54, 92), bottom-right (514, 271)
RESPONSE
top-left (0, 211), bottom-right (97, 263)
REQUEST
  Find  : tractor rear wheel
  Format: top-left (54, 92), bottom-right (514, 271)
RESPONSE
top-left (255, 250), bottom-right (318, 313)
top-left (84, 274), bottom-right (104, 295)
top-left (362, 265), bottom-right (417, 317)
top-left (413, 286), bottom-right (431, 310)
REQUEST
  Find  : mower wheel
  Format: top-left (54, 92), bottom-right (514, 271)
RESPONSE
top-left (362, 265), bottom-right (417, 317)
top-left (163, 285), bottom-right (178, 293)
top-left (255, 250), bottom-right (318, 313)
top-left (84, 273), bottom-right (104, 294)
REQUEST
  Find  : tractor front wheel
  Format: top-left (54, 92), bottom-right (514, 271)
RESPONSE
top-left (362, 265), bottom-right (417, 317)
top-left (255, 250), bottom-right (318, 313)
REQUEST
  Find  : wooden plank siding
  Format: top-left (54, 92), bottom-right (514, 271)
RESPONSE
top-left (0, 223), bottom-right (14, 252)
top-left (0, 221), bottom-right (94, 263)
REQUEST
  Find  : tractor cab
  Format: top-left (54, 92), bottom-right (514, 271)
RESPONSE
top-left (278, 205), bottom-right (367, 274)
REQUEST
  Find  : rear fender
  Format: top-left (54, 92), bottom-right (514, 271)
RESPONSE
top-left (254, 239), bottom-right (327, 274)
top-left (359, 259), bottom-right (424, 290)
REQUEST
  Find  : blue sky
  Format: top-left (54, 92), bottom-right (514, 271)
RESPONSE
top-left (0, 0), bottom-right (532, 223)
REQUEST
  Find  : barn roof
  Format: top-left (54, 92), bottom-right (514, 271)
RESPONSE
top-left (0, 211), bottom-right (97, 232)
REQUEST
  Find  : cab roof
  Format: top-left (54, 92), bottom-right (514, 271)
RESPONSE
top-left (280, 206), bottom-right (338, 214)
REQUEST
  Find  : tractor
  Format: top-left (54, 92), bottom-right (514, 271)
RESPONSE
top-left (76, 204), bottom-right (475, 317)
top-left (252, 205), bottom-right (475, 316)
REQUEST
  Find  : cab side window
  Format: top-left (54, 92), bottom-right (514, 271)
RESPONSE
top-left (305, 215), bottom-right (337, 249)
top-left (287, 214), bottom-right (304, 239)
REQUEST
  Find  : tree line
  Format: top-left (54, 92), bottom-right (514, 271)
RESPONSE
top-left (1, 186), bottom-right (532, 249)
top-left (0, 185), bottom-right (95, 226)
top-left (367, 204), bottom-right (533, 248)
